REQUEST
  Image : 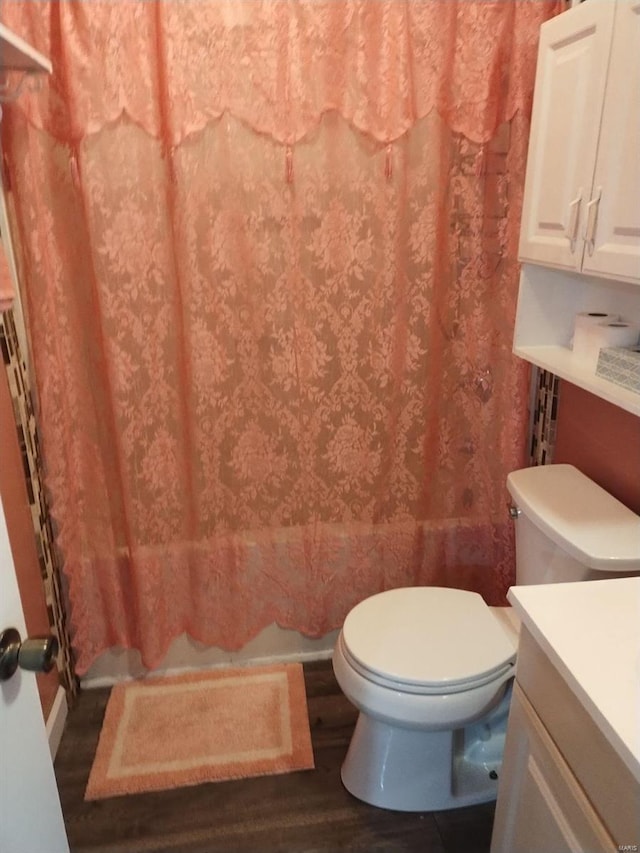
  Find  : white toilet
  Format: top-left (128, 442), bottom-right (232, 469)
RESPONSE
top-left (332, 464), bottom-right (640, 812)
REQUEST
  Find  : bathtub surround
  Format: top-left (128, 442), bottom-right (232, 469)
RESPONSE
top-left (83, 623), bottom-right (339, 688)
top-left (1, 0), bottom-right (561, 675)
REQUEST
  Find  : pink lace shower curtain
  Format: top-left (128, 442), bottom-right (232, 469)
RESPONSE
top-left (1, 0), bottom-right (560, 674)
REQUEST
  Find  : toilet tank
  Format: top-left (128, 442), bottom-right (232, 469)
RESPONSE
top-left (507, 464), bottom-right (640, 585)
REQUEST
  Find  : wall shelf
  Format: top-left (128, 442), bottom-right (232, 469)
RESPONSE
top-left (514, 344), bottom-right (640, 416)
top-left (514, 264), bottom-right (640, 416)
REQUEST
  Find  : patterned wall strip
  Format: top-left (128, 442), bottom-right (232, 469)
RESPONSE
top-left (530, 367), bottom-right (560, 467)
top-left (0, 309), bottom-right (78, 701)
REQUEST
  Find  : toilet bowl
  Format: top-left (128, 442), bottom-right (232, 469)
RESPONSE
top-left (333, 586), bottom-right (518, 811)
top-left (333, 465), bottom-right (640, 812)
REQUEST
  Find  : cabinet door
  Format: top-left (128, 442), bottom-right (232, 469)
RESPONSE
top-left (490, 685), bottom-right (617, 853)
top-left (581, 1), bottom-right (640, 284)
top-left (518, 2), bottom-right (615, 271)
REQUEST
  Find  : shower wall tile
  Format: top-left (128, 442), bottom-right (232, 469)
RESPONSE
top-left (530, 368), bottom-right (559, 466)
top-left (0, 363), bottom-right (58, 716)
top-left (0, 309), bottom-right (78, 702)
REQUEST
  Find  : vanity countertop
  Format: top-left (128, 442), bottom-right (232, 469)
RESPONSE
top-left (508, 576), bottom-right (640, 783)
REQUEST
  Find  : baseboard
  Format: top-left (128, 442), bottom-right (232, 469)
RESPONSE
top-left (46, 686), bottom-right (68, 760)
top-left (82, 647), bottom-right (335, 690)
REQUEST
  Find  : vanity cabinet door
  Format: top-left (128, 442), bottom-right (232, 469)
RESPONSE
top-left (490, 684), bottom-right (617, 853)
top-left (518, 1), bottom-right (614, 272)
top-left (580, 1), bottom-right (640, 284)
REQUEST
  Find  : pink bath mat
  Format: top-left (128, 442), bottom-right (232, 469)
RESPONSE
top-left (85, 662), bottom-right (314, 799)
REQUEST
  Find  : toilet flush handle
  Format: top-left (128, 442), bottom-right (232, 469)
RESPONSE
top-left (508, 505), bottom-right (521, 520)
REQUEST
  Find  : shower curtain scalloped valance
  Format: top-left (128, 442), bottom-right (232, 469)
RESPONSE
top-left (2, 0), bottom-right (561, 147)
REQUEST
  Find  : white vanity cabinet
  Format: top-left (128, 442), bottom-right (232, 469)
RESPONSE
top-left (519, 0), bottom-right (640, 285)
top-left (490, 652), bottom-right (617, 853)
top-left (491, 581), bottom-right (640, 853)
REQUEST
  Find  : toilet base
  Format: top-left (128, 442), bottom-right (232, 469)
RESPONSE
top-left (341, 688), bottom-right (511, 812)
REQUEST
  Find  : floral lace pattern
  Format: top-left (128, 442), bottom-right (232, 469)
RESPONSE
top-left (1, 1), bottom-right (559, 674)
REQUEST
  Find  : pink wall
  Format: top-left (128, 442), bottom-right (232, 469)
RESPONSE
top-left (554, 381), bottom-right (640, 515)
top-left (0, 365), bottom-right (58, 718)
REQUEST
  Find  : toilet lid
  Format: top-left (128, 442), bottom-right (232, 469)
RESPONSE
top-left (342, 587), bottom-right (517, 690)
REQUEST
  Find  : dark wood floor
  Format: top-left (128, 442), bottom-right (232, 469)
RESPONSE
top-left (54, 660), bottom-right (496, 853)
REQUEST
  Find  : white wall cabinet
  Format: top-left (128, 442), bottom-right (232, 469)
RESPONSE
top-left (513, 0), bottom-right (640, 414)
top-left (519, 0), bottom-right (640, 285)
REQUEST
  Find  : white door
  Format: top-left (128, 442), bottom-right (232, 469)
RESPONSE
top-left (518, 0), bottom-right (615, 271)
top-left (581, 0), bottom-right (640, 284)
top-left (0, 492), bottom-right (69, 853)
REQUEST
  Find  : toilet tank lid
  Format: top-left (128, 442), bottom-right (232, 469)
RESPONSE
top-left (507, 464), bottom-right (640, 571)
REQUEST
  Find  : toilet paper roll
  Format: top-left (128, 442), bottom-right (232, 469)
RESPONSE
top-left (578, 322), bottom-right (640, 372)
top-left (572, 312), bottom-right (620, 359)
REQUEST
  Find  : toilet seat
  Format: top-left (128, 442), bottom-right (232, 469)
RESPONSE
top-left (339, 637), bottom-right (514, 695)
top-left (341, 587), bottom-right (517, 696)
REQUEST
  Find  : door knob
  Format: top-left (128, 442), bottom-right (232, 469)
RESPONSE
top-left (0, 627), bottom-right (59, 681)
